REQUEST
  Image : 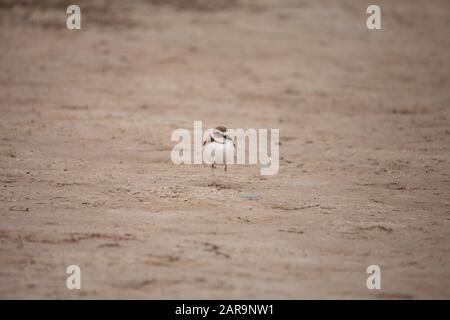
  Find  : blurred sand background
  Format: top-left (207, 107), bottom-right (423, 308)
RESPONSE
top-left (0, 0), bottom-right (449, 299)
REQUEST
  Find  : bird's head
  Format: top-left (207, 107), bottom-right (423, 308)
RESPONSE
top-left (214, 126), bottom-right (230, 137)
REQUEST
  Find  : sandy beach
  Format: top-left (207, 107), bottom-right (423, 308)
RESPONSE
top-left (0, 0), bottom-right (449, 299)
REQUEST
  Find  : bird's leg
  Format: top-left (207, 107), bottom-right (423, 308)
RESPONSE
top-left (211, 163), bottom-right (215, 173)
top-left (224, 164), bottom-right (227, 172)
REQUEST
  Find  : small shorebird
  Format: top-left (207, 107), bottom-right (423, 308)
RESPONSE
top-left (203, 126), bottom-right (235, 172)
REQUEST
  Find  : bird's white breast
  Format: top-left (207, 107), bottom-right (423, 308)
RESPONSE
top-left (204, 140), bottom-right (235, 165)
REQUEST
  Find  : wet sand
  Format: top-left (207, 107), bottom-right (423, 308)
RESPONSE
top-left (0, 0), bottom-right (449, 298)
